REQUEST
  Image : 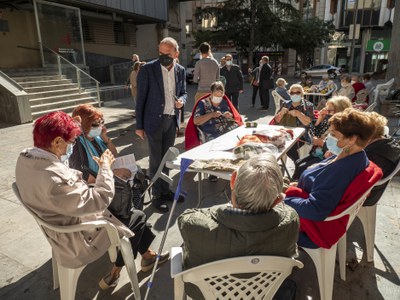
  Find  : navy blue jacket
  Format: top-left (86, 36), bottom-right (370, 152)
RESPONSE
top-left (136, 59), bottom-right (187, 134)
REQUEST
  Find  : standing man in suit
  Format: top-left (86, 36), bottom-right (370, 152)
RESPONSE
top-left (259, 56), bottom-right (274, 110)
top-left (220, 54), bottom-right (243, 111)
top-left (136, 37), bottom-right (187, 213)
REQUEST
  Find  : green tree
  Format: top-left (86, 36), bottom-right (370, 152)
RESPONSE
top-left (194, 0), bottom-right (333, 70)
top-left (194, 0), bottom-right (298, 68)
top-left (280, 17), bottom-right (335, 70)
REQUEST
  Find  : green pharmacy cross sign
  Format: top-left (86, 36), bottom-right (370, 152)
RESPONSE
top-left (366, 40), bottom-right (391, 52)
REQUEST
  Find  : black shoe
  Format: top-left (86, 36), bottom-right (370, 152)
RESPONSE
top-left (163, 190), bottom-right (185, 203)
top-left (152, 196), bottom-right (169, 213)
top-left (208, 175), bottom-right (218, 182)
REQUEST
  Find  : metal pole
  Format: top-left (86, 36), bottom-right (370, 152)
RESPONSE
top-left (349, 0), bottom-right (359, 73)
top-left (57, 56), bottom-right (62, 80)
top-left (76, 69), bottom-right (81, 92)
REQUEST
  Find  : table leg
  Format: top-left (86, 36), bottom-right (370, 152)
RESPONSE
top-left (197, 172), bottom-right (203, 208)
top-left (280, 157), bottom-right (292, 181)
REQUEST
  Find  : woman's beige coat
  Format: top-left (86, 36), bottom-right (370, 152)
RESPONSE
top-left (15, 148), bottom-right (133, 268)
top-left (130, 70), bottom-right (138, 97)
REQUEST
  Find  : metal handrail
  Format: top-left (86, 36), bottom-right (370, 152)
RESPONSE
top-left (38, 42), bottom-right (100, 104)
top-left (0, 70), bottom-right (25, 91)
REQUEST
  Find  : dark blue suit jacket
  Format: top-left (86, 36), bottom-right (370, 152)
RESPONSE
top-left (136, 59), bottom-right (187, 135)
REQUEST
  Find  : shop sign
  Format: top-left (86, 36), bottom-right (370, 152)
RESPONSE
top-left (366, 40), bottom-right (391, 52)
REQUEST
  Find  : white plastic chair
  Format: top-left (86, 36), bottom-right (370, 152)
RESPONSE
top-left (371, 78), bottom-right (395, 106)
top-left (301, 184), bottom-right (376, 300)
top-left (170, 247), bottom-right (303, 300)
top-left (143, 147), bottom-right (180, 196)
top-left (12, 183), bottom-right (141, 300)
top-left (271, 90), bottom-right (284, 114)
top-left (357, 159), bottom-right (400, 262)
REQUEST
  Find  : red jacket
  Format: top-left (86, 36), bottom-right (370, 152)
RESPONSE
top-left (185, 94), bottom-right (243, 150)
top-left (285, 161), bottom-right (382, 249)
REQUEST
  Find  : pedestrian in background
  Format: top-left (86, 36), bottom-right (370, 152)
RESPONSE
top-left (129, 61), bottom-right (145, 117)
top-left (125, 53), bottom-right (140, 88)
top-left (220, 54), bottom-right (243, 111)
top-left (193, 42), bottom-right (220, 103)
top-left (258, 56), bottom-right (274, 110)
top-left (248, 60), bottom-right (262, 107)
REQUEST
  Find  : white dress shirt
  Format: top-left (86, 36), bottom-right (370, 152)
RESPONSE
top-left (161, 65), bottom-right (176, 115)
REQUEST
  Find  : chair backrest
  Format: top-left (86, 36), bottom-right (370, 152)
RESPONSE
top-left (12, 182), bottom-right (120, 262)
top-left (356, 89), bottom-right (369, 104)
top-left (272, 90), bottom-right (283, 114)
top-left (375, 158), bottom-right (400, 186)
top-left (178, 255), bottom-right (303, 300)
top-left (151, 147), bottom-right (179, 186)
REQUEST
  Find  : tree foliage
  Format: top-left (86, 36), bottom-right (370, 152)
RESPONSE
top-left (194, 0), bottom-right (334, 67)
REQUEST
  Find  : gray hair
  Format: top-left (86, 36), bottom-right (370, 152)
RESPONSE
top-left (160, 37), bottom-right (179, 52)
top-left (210, 81), bottom-right (225, 94)
top-left (233, 153), bottom-right (283, 213)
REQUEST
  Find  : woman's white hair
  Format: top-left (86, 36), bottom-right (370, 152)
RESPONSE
top-left (233, 153), bottom-right (283, 213)
top-left (160, 37), bottom-right (179, 52)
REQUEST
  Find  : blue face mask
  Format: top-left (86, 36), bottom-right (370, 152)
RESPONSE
top-left (326, 134), bottom-right (342, 155)
top-left (291, 94), bottom-right (302, 103)
top-left (61, 143), bottom-right (74, 163)
top-left (88, 126), bottom-right (102, 138)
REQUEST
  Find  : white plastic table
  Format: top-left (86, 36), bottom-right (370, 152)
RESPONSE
top-left (167, 124), bottom-right (305, 206)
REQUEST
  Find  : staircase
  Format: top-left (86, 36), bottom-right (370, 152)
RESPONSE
top-left (5, 68), bottom-right (100, 119)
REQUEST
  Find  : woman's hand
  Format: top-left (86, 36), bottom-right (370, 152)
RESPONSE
top-left (113, 168), bottom-right (132, 180)
top-left (313, 137), bottom-right (324, 147)
top-left (93, 149), bottom-right (115, 169)
top-left (100, 125), bottom-right (110, 143)
top-left (223, 111), bottom-right (233, 119)
top-left (288, 110), bottom-right (298, 117)
top-left (212, 111), bottom-right (222, 118)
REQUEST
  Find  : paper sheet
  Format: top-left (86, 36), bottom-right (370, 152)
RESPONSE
top-left (112, 154), bottom-right (138, 182)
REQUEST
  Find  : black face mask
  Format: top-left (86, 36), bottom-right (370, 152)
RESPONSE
top-left (159, 54), bottom-right (174, 67)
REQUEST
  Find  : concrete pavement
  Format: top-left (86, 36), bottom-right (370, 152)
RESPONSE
top-left (0, 81), bottom-right (399, 299)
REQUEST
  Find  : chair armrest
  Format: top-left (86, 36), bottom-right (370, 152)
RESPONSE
top-left (170, 247), bottom-right (184, 278)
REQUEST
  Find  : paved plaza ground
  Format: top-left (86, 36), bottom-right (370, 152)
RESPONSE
top-left (0, 80), bottom-right (399, 299)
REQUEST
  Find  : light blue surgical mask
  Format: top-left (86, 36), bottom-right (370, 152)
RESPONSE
top-left (326, 134), bottom-right (342, 155)
top-left (61, 143), bottom-right (74, 163)
top-left (226, 60), bottom-right (233, 66)
top-left (88, 126), bottom-right (102, 138)
top-left (291, 94), bottom-right (302, 103)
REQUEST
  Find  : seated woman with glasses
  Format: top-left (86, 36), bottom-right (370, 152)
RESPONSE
top-left (292, 96), bottom-right (352, 180)
top-left (285, 108), bottom-right (382, 249)
top-left (68, 104), bottom-right (169, 285)
top-left (185, 81), bottom-right (243, 151)
top-left (273, 84), bottom-right (315, 163)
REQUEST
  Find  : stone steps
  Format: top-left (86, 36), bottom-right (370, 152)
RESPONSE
top-left (7, 69), bottom-right (99, 119)
top-left (32, 101), bottom-right (100, 119)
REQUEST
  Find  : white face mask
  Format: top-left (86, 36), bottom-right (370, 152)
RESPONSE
top-left (351, 80), bottom-right (356, 85)
top-left (212, 96), bottom-right (223, 105)
top-left (291, 94), bottom-right (302, 103)
top-left (88, 126), bottom-right (102, 138)
top-left (61, 143), bottom-right (74, 163)
top-left (226, 60), bottom-right (233, 66)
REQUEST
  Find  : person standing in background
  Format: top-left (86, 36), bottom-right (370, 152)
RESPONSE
top-left (248, 60), bottom-right (262, 108)
top-left (193, 42), bottom-right (220, 103)
top-left (125, 54), bottom-right (140, 88)
top-left (258, 56), bottom-right (274, 110)
top-left (129, 61), bottom-right (145, 117)
top-left (135, 37), bottom-right (187, 213)
top-left (220, 54), bottom-right (243, 111)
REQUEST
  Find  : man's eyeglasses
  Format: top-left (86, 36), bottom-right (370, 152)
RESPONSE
top-left (92, 120), bottom-right (104, 127)
top-left (290, 91), bottom-right (302, 95)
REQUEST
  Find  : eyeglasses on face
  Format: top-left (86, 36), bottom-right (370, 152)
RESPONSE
top-left (91, 119), bottom-right (104, 127)
top-left (290, 91), bottom-right (302, 95)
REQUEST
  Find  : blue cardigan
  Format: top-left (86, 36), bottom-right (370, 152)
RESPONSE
top-left (285, 151), bottom-right (369, 221)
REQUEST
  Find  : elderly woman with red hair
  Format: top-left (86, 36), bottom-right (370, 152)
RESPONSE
top-left (15, 111), bottom-right (168, 292)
